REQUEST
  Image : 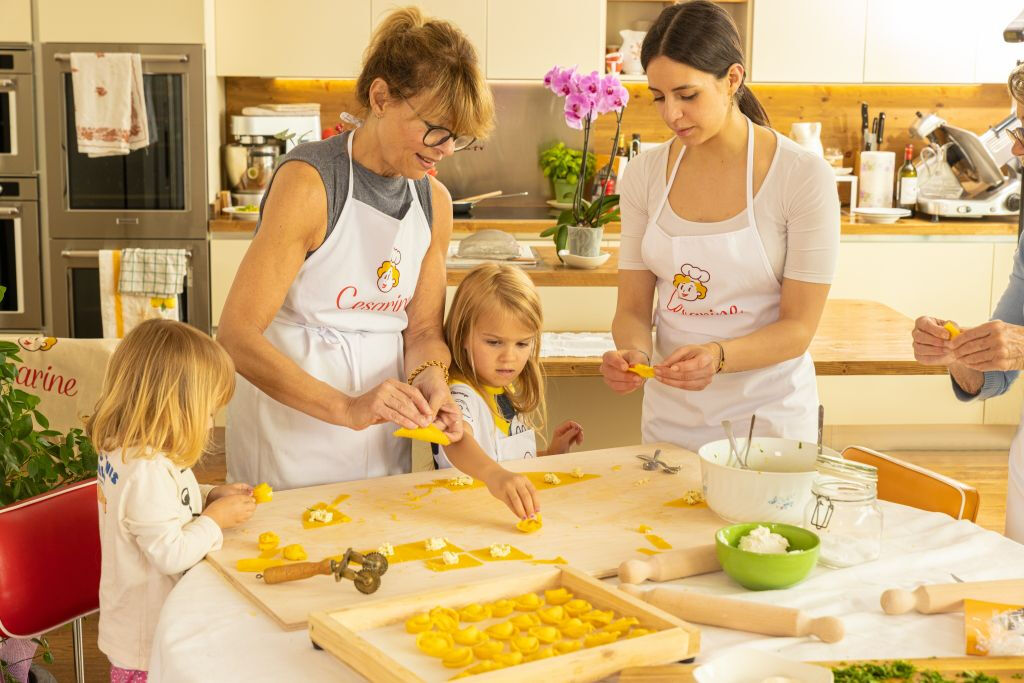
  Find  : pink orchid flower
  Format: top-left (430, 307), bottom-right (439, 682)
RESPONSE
top-left (564, 93), bottom-right (593, 130)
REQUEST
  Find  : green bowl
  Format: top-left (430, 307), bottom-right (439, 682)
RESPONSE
top-left (715, 522), bottom-right (820, 591)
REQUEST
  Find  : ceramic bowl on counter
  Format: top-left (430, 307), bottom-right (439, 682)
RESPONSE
top-left (715, 522), bottom-right (820, 590)
top-left (697, 437), bottom-right (842, 525)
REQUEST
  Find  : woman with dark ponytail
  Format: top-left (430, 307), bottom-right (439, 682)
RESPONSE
top-left (600, 1), bottom-right (839, 451)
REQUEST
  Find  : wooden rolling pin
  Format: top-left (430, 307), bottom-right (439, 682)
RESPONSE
top-left (881, 579), bottom-right (1024, 615)
top-left (619, 584), bottom-right (845, 643)
top-left (618, 544), bottom-right (719, 584)
top-left (261, 558), bottom-right (335, 585)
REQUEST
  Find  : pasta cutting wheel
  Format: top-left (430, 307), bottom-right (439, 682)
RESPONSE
top-left (258, 548), bottom-right (389, 594)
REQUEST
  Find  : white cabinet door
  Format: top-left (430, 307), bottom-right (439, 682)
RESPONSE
top-left (372, 0), bottom-right (487, 72)
top-left (216, 1), bottom-right (371, 77)
top-left (487, 0), bottom-right (604, 80)
top-left (863, 0), bottom-right (978, 83)
top-left (0, 0), bottom-right (32, 43)
top-left (751, 0), bottom-right (866, 83)
top-left (38, 0), bottom-right (206, 43)
top-left (976, 0), bottom-right (1024, 84)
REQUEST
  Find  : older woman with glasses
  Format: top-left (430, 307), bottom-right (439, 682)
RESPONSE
top-left (218, 6), bottom-right (494, 490)
top-left (912, 63), bottom-right (1024, 542)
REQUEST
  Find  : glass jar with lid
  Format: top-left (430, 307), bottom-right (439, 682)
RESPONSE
top-left (804, 454), bottom-right (882, 568)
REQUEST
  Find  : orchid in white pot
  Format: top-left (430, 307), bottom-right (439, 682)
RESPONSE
top-left (539, 65), bottom-right (629, 258)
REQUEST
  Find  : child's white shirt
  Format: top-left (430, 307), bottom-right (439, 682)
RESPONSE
top-left (436, 381), bottom-right (536, 467)
top-left (96, 447), bottom-right (222, 670)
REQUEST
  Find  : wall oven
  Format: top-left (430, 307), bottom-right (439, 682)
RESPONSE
top-left (48, 238), bottom-right (209, 337)
top-left (41, 43), bottom-right (207, 239)
top-left (0, 46), bottom-right (36, 176)
top-left (0, 176), bottom-right (41, 330)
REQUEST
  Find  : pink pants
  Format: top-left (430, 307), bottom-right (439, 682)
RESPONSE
top-left (110, 665), bottom-right (147, 683)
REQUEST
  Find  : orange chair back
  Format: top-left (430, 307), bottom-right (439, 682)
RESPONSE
top-left (843, 446), bottom-right (980, 522)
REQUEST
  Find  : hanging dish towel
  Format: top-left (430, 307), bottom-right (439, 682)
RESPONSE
top-left (70, 52), bottom-right (150, 157)
top-left (99, 250), bottom-right (179, 339)
top-left (117, 248), bottom-right (188, 298)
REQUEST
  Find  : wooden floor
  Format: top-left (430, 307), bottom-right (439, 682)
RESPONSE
top-left (33, 441), bottom-right (1010, 682)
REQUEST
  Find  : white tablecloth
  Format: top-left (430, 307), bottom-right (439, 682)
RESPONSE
top-left (149, 502), bottom-right (1022, 681)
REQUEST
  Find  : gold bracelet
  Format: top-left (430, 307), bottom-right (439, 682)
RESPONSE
top-left (710, 341), bottom-right (726, 373)
top-left (407, 360), bottom-right (449, 385)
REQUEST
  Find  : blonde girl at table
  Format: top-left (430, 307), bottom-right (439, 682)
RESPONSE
top-left (218, 7), bottom-right (494, 490)
top-left (88, 320), bottom-right (255, 682)
top-left (436, 264), bottom-right (584, 519)
top-left (599, 0), bottom-right (839, 451)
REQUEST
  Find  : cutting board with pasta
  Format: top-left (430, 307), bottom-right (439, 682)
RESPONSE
top-left (205, 443), bottom-right (726, 630)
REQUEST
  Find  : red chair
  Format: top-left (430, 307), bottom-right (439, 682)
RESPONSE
top-left (0, 478), bottom-right (101, 683)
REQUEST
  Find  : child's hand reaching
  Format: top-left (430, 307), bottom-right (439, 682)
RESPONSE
top-left (206, 482), bottom-right (253, 505)
top-left (202, 493), bottom-right (255, 529)
top-left (483, 469), bottom-right (540, 520)
top-left (545, 421), bottom-right (584, 455)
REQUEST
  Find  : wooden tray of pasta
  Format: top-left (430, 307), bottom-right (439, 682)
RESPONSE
top-left (309, 566), bottom-right (699, 682)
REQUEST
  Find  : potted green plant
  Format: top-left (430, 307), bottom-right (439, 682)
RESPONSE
top-left (539, 142), bottom-right (595, 205)
top-left (539, 66), bottom-right (629, 259)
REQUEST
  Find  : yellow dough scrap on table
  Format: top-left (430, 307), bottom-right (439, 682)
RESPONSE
top-left (424, 553), bottom-right (484, 572)
top-left (468, 545), bottom-right (533, 562)
top-left (581, 609), bottom-right (615, 627)
top-left (944, 321), bottom-right (961, 339)
top-left (584, 630), bottom-right (620, 648)
top-left (488, 599), bottom-right (516, 617)
top-left (257, 531), bottom-right (280, 552)
top-left (235, 557), bottom-right (285, 572)
top-left (571, 467), bottom-right (585, 479)
top-left (511, 634), bottom-right (540, 654)
top-left (282, 544), bottom-right (307, 561)
top-left (538, 605), bottom-right (566, 625)
top-left (393, 424), bottom-right (451, 446)
top-left (544, 588), bottom-right (573, 605)
top-left (665, 490), bottom-right (707, 508)
top-left (416, 631), bottom-right (455, 658)
top-left (252, 482), bottom-right (273, 504)
top-left (554, 639), bottom-right (583, 654)
top-left (603, 616), bottom-right (640, 633)
top-left (530, 556), bottom-right (567, 565)
top-left (383, 539), bottom-right (464, 564)
top-left (301, 503), bottom-right (350, 529)
top-left (405, 613), bottom-right (433, 634)
top-left (452, 625), bottom-right (489, 646)
top-left (516, 515), bottom-right (543, 533)
top-left (466, 660), bottom-right (505, 675)
top-left (524, 472), bottom-right (600, 490)
top-left (524, 646), bottom-right (555, 662)
top-left (458, 603), bottom-right (492, 622)
top-left (528, 625), bottom-right (560, 644)
top-left (636, 524), bottom-right (653, 533)
top-left (628, 363), bottom-right (655, 378)
top-left (513, 592), bottom-right (543, 611)
top-left (645, 534), bottom-right (673, 550)
top-left (448, 473), bottom-right (474, 487)
top-left (558, 617), bottom-right (593, 638)
top-left (627, 628), bottom-right (655, 639)
top-left (441, 646), bottom-right (474, 669)
top-left (472, 640), bottom-right (505, 659)
top-left (493, 651), bottom-right (524, 667)
top-left (485, 621), bottom-right (517, 640)
top-left (637, 548), bottom-right (660, 556)
top-left (563, 599), bottom-right (593, 617)
top-left (511, 612), bottom-right (541, 630)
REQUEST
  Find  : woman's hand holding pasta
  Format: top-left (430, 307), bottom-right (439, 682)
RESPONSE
top-left (600, 349), bottom-right (649, 394)
top-left (951, 320), bottom-right (1024, 372)
top-left (655, 344), bottom-right (717, 390)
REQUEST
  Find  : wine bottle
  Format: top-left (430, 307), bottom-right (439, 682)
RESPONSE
top-left (896, 144), bottom-right (918, 215)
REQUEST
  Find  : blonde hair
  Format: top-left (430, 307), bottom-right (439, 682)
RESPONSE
top-left (445, 264), bottom-right (546, 435)
top-left (672, 274), bottom-right (708, 299)
top-left (377, 261), bottom-right (400, 285)
top-left (358, 6), bottom-right (495, 139)
top-left (1010, 62), bottom-right (1024, 105)
top-left (87, 319), bottom-right (235, 468)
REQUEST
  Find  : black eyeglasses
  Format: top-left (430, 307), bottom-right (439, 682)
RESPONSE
top-left (395, 91), bottom-right (475, 151)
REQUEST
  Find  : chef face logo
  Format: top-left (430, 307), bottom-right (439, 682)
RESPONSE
top-left (376, 248), bottom-right (402, 293)
top-left (671, 264), bottom-right (710, 302)
top-left (18, 337), bottom-right (57, 352)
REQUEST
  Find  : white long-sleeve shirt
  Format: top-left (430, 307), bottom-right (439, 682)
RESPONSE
top-left (97, 448), bottom-right (222, 670)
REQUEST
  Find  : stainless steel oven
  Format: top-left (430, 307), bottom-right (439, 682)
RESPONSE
top-left (48, 238), bottom-right (209, 337)
top-left (0, 46), bottom-right (36, 176)
top-left (41, 43), bottom-right (207, 239)
top-left (0, 176), bottom-right (42, 330)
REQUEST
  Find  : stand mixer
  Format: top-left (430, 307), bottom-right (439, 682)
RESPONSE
top-left (224, 114), bottom-right (321, 207)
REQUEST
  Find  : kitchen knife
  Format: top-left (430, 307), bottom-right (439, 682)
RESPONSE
top-left (618, 544), bottom-right (720, 584)
top-left (861, 102), bottom-right (870, 151)
top-left (870, 117), bottom-right (879, 151)
top-left (877, 112), bottom-right (886, 149)
top-left (882, 579), bottom-right (1024, 614)
top-left (619, 584), bottom-right (845, 643)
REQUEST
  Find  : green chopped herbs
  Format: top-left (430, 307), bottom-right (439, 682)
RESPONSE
top-left (831, 661), bottom-right (1002, 683)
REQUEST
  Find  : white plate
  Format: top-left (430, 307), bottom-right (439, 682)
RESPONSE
top-left (557, 250), bottom-right (611, 269)
top-left (833, 167), bottom-right (853, 176)
top-left (851, 207), bottom-right (911, 224)
top-left (693, 648), bottom-right (834, 683)
top-left (546, 200), bottom-right (573, 210)
top-left (223, 206), bottom-right (260, 220)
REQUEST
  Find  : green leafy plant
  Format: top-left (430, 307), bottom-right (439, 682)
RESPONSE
top-left (539, 142), bottom-right (595, 185)
top-left (539, 197), bottom-right (621, 254)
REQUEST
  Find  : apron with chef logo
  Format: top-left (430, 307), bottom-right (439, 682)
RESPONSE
top-left (227, 132), bottom-right (432, 489)
top-left (639, 118), bottom-right (819, 452)
top-left (435, 382), bottom-right (537, 466)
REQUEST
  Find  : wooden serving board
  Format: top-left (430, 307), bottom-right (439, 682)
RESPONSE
top-left (619, 657), bottom-right (1024, 682)
top-left (206, 443), bottom-right (722, 630)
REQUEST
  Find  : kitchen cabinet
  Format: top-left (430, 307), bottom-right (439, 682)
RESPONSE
top-left (215, 0), bottom-right (371, 77)
top-left (751, 0), bottom-right (866, 83)
top-left (38, 0), bottom-right (207, 43)
top-left (863, 0), bottom-right (977, 84)
top-left (0, 0), bottom-right (32, 43)
top-left (372, 0), bottom-right (487, 73)
top-left (975, 0), bottom-right (1024, 84)
top-left (486, 0), bottom-right (604, 80)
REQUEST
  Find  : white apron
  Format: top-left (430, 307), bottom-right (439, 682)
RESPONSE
top-left (640, 119), bottom-right (819, 452)
top-left (435, 384), bottom-right (537, 467)
top-left (227, 132), bottom-right (432, 490)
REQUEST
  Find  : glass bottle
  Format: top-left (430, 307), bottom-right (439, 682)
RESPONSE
top-left (896, 143), bottom-right (918, 215)
top-left (804, 455), bottom-right (882, 568)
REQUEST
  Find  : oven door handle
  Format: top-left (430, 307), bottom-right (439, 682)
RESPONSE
top-left (0, 206), bottom-right (20, 217)
top-left (0, 78), bottom-right (14, 89)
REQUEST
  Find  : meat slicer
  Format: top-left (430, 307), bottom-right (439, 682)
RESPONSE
top-left (910, 111), bottom-right (1022, 219)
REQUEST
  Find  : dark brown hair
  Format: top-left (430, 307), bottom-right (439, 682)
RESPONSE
top-left (640, 0), bottom-right (769, 127)
top-left (357, 6), bottom-right (494, 139)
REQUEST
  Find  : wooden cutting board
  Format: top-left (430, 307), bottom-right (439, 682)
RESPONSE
top-left (619, 657), bottom-right (1024, 682)
top-left (206, 443), bottom-right (722, 630)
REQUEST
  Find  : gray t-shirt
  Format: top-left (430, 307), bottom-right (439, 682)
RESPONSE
top-left (256, 131), bottom-right (433, 250)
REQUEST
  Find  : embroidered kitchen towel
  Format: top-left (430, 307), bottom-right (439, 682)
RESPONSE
top-left (70, 52), bottom-right (150, 157)
top-left (99, 250), bottom-right (179, 339)
top-left (117, 248), bottom-right (188, 297)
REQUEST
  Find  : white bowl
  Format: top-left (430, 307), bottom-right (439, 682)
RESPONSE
top-left (697, 437), bottom-right (842, 525)
top-left (694, 648), bottom-right (834, 683)
top-left (852, 207), bottom-right (911, 224)
top-left (223, 206), bottom-right (260, 220)
top-left (833, 166), bottom-right (853, 176)
top-left (558, 250), bottom-right (611, 269)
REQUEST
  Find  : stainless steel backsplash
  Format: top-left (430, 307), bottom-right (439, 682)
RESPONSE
top-left (435, 82), bottom-right (587, 206)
